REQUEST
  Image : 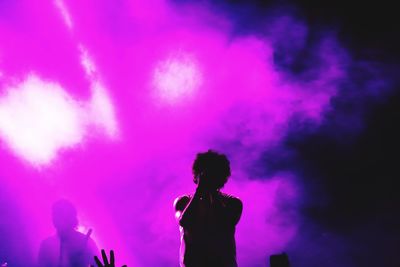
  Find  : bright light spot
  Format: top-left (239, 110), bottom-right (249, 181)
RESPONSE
top-left (0, 73), bottom-right (119, 167)
top-left (79, 45), bottom-right (96, 77)
top-left (153, 53), bottom-right (202, 104)
top-left (54, 0), bottom-right (73, 29)
top-left (88, 81), bottom-right (118, 139)
top-left (0, 75), bottom-right (84, 166)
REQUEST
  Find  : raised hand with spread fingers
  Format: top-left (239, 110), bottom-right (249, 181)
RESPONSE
top-left (91, 249), bottom-right (127, 267)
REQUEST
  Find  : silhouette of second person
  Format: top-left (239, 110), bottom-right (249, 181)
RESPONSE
top-left (174, 150), bottom-right (243, 267)
top-left (38, 199), bottom-right (98, 267)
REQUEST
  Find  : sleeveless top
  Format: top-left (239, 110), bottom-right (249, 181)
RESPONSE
top-left (175, 192), bottom-right (243, 267)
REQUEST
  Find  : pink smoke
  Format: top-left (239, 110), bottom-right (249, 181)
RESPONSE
top-left (0, 0), bottom-right (348, 266)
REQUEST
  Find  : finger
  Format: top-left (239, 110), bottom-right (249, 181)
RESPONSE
top-left (110, 250), bottom-right (115, 266)
top-left (101, 249), bottom-right (109, 266)
top-left (94, 256), bottom-right (104, 267)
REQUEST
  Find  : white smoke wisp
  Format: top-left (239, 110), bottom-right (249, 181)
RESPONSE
top-left (54, 0), bottom-right (73, 30)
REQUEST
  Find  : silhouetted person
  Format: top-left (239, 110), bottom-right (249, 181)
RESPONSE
top-left (174, 150), bottom-right (243, 267)
top-left (38, 199), bottom-right (98, 267)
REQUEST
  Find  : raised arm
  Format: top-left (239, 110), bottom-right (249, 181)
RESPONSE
top-left (175, 172), bottom-right (212, 227)
top-left (174, 187), bottom-right (206, 228)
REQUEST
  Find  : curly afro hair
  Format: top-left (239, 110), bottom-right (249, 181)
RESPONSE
top-left (192, 150), bottom-right (231, 190)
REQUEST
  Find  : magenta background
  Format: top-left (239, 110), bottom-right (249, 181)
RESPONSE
top-left (0, 0), bottom-right (350, 266)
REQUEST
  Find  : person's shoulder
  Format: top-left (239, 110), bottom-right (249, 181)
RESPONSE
top-left (73, 230), bottom-right (88, 239)
top-left (220, 192), bottom-right (241, 201)
top-left (70, 230), bottom-right (95, 244)
top-left (86, 235), bottom-right (99, 253)
top-left (220, 193), bottom-right (243, 208)
top-left (72, 230), bottom-right (98, 249)
top-left (173, 195), bottom-right (191, 211)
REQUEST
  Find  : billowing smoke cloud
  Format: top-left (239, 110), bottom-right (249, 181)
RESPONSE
top-left (0, 0), bottom-right (392, 266)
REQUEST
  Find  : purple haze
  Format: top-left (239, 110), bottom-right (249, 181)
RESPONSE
top-left (0, 0), bottom-right (349, 266)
